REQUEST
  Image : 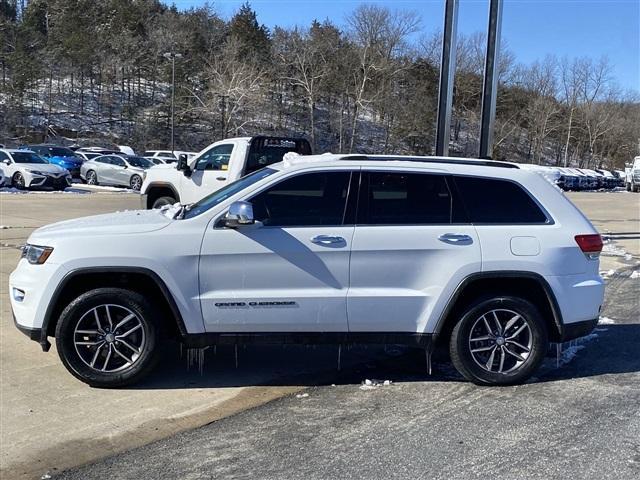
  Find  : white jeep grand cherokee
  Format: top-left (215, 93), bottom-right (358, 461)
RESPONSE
top-left (10, 155), bottom-right (605, 387)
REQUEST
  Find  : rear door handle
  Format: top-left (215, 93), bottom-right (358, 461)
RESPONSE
top-left (438, 233), bottom-right (472, 244)
top-left (311, 235), bottom-right (346, 245)
top-left (216, 176), bottom-right (227, 181)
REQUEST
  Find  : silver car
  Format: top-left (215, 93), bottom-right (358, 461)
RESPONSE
top-left (80, 154), bottom-right (153, 190)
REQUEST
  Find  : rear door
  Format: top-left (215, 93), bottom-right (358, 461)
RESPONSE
top-left (347, 169), bottom-right (481, 334)
top-left (199, 170), bottom-right (356, 333)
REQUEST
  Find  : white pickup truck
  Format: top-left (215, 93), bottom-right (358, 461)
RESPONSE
top-left (625, 156), bottom-right (640, 192)
top-left (141, 136), bottom-right (311, 209)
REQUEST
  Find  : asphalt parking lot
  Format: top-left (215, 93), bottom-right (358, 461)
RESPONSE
top-left (1, 189), bottom-right (639, 479)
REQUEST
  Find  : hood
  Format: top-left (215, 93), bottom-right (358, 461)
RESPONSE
top-left (22, 163), bottom-right (68, 174)
top-left (51, 156), bottom-right (82, 165)
top-left (30, 209), bottom-right (172, 242)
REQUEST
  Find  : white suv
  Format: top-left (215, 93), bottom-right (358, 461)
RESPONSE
top-left (10, 155), bottom-right (604, 387)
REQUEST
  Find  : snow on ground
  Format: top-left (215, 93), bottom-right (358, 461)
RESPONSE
top-left (598, 317), bottom-right (616, 325)
top-left (630, 270), bottom-right (640, 279)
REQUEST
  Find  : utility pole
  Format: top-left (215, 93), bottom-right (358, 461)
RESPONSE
top-left (163, 52), bottom-right (182, 154)
top-left (479, 0), bottom-right (503, 159)
top-left (435, 0), bottom-right (459, 157)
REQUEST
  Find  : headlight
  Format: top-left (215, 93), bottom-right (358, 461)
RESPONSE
top-left (25, 169), bottom-right (45, 176)
top-left (21, 244), bottom-right (54, 264)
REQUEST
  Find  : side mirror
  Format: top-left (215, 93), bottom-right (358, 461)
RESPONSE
top-left (177, 154), bottom-right (191, 177)
top-left (224, 201), bottom-right (254, 228)
top-left (2, 159), bottom-right (10, 165)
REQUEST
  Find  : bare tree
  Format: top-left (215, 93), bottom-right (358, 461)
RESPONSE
top-left (346, 4), bottom-right (420, 152)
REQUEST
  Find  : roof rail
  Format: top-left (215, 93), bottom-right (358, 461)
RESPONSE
top-left (338, 155), bottom-right (519, 169)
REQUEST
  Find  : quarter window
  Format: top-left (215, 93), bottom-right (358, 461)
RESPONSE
top-left (195, 144), bottom-right (234, 171)
top-left (453, 176), bottom-right (548, 224)
top-left (359, 172), bottom-right (456, 225)
top-left (250, 172), bottom-right (352, 227)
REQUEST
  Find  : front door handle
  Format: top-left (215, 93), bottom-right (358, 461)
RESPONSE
top-left (311, 235), bottom-right (346, 245)
top-left (438, 233), bottom-right (473, 244)
top-left (216, 176), bottom-right (227, 181)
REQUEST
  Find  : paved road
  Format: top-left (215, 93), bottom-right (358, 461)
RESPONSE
top-left (57, 270), bottom-right (640, 480)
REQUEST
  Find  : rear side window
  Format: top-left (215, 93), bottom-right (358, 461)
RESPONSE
top-left (250, 172), bottom-right (351, 227)
top-left (358, 172), bottom-right (458, 225)
top-left (454, 176), bottom-right (548, 224)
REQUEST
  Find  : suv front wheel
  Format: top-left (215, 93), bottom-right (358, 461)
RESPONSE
top-left (55, 288), bottom-right (161, 388)
top-left (449, 296), bottom-right (548, 386)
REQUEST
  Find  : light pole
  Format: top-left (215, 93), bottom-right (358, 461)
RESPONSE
top-left (163, 52), bottom-right (182, 154)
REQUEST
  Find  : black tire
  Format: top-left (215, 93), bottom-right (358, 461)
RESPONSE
top-left (449, 296), bottom-right (548, 386)
top-left (55, 288), bottom-right (161, 388)
top-left (86, 170), bottom-right (98, 185)
top-left (130, 174), bottom-right (142, 191)
top-left (12, 172), bottom-right (26, 189)
top-left (152, 196), bottom-right (176, 209)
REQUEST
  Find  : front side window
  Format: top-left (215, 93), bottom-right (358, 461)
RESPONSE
top-left (110, 156), bottom-right (126, 167)
top-left (250, 172), bottom-right (352, 227)
top-left (195, 144), bottom-right (234, 171)
top-left (453, 176), bottom-right (548, 224)
top-left (183, 168), bottom-right (278, 219)
top-left (358, 172), bottom-right (456, 225)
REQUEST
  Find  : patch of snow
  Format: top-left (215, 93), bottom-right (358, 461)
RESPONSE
top-left (601, 240), bottom-right (628, 257)
top-left (0, 225), bottom-right (9, 229)
top-left (295, 393), bottom-right (309, 399)
top-left (359, 379), bottom-right (393, 390)
top-left (160, 202), bottom-right (183, 219)
top-left (600, 269), bottom-right (617, 278)
top-left (598, 317), bottom-right (616, 325)
top-left (630, 271), bottom-right (640, 279)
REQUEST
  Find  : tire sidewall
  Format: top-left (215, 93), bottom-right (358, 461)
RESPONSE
top-left (55, 288), bottom-right (159, 388)
top-left (152, 196), bottom-right (176, 209)
top-left (450, 296), bottom-right (548, 386)
top-left (13, 172), bottom-right (25, 189)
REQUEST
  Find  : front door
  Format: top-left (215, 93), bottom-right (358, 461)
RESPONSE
top-left (347, 170), bottom-right (481, 334)
top-left (199, 170), bottom-right (356, 333)
top-left (185, 144), bottom-right (235, 203)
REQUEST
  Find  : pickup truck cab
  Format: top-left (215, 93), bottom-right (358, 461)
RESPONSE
top-left (625, 156), bottom-right (640, 192)
top-left (141, 136), bottom-right (311, 209)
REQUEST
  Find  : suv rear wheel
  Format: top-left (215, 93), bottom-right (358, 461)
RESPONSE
top-left (449, 296), bottom-right (548, 386)
top-left (55, 288), bottom-right (161, 388)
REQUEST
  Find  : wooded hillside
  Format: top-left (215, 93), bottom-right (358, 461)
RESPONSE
top-left (1, 0), bottom-right (638, 168)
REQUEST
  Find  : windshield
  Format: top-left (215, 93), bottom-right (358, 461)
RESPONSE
top-left (184, 168), bottom-right (278, 219)
top-left (11, 152), bottom-right (49, 164)
top-left (126, 157), bottom-right (154, 168)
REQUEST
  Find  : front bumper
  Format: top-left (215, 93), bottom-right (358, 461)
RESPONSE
top-left (28, 174), bottom-right (72, 189)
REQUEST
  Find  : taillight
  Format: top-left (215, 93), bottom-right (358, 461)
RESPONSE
top-left (575, 234), bottom-right (603, 258)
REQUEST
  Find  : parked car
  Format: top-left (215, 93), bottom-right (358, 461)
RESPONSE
top-left (556, 168), bottom-right (580, 191)
top-left (80, 154), bottom-right (154, 190)
top-left (613, 170), bottom-right (626, 188)
top-left (0, 164), bottom-right (8, 187)
top-left (144, 157), bottom-right (171, 165)
top-left (625, 156), bottom-right (640, 192)
top-left (10, 154), bottom-right (604, 387)
top-left (144, 150), bottom-right (197, 161)
top-left (0, 149), bottom-right (71, 190)
top-left (24, 145), bottom-right (83, 178)
top-left (595, 169), bottom-right (616, 189)
top-left (142, 136), bottom-right (312, 209)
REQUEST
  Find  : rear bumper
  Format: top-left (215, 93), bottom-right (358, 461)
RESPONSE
top-left (560, 317), bottom-right (599, 342)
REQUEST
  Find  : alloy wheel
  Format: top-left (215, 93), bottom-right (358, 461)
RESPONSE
top-left (73, 304), bottom-right (146, 373)
top-left (130, 175), bottom-right (142, 191)
top-left (87, 171), bottom-right (97, 185)
top-left (468, 309), bottom-right (533, 374)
